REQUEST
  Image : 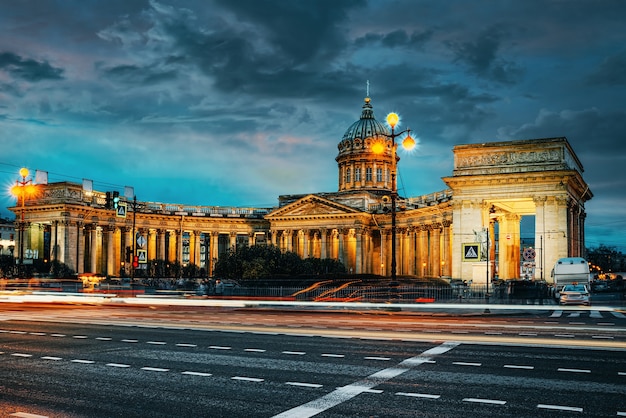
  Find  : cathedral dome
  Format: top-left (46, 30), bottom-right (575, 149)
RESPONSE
top-left (336, 97), bottom-right (396, 193)
top-left (341, 97), bottom-right (390, 143)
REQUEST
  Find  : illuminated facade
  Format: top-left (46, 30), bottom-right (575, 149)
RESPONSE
top-left (9, 97), bottom-right (592, 282)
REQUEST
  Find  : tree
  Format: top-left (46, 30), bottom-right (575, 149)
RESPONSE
top-left (214, 245), bottom-right (346, 280)
top-left (587, 244), bottom-right (625, 273)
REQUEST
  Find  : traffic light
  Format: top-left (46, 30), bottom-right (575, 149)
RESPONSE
top-left (133, 255), bottom-right (139, 268)
top-left (113, 191), bottom-right (120, 209)
top-left (105, 191), bottom-right (112, 209)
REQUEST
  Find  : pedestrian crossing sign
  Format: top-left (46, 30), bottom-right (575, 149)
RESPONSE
top-left (116, 202), bottom-right (127, 218)
top-left (137, 249), bottom-right (147, 264)
top-left (463, 243), bottom-right (481, 261)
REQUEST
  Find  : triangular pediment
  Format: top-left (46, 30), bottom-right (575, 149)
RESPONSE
top-left (267, 194), bottom-right (363, 219)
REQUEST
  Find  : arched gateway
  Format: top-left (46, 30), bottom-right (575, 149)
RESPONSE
top-left (10, 97), bottom-right (591, 284)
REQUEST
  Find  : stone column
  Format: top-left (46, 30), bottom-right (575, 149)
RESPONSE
top-left (106, 226), bottom-right (115, 276)
top-left (158, 229), bottom-right (167, 261)
top-left (498, 213), bottom-right (521, 279)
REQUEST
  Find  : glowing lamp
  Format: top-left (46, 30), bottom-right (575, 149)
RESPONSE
top-left (386, 112), bottom-right (399, 129)
top-left (402, 134), bottom-right (416, 151)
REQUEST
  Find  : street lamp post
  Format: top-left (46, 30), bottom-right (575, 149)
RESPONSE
top-left (12, 168), bottom-right (33, 276)
top-left (384, 113), bottom-right (415, 282)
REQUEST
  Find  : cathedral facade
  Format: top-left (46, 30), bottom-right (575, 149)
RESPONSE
top-left (10, 97), bottom-right (592, 283)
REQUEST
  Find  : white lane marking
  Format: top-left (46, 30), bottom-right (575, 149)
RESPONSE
top-left (147, 341), bottom-right (166, 345)
top-left (232, 376), bottom-right (264, 382)
top-left (141, 367), bottom-right (169, 372)
top-left (567, 312), bottom-right (581, 318)
top-left (271, 341), bottom-right (460, 418)
top-left (364, 356), bottom-right (390, 361)
top-left (554, 334), bottom-right (575, 338)
top-left (244, 348), bottom-right (266, 353)
top-left (106, 363), bottom-right (131, 368)
top-left (590, 311), bottom-right (602, 318)
top-left (537, 404), bottom-right (583, 412)
top-left (41, 356), bottom-right (62, 361)
top-left (95, 337), bottom-right (112, 341)
top-left (72, 335), bottom-right (88, 339)
top-left (592, 335), bottom-right (614, 339)
top-left (518, 333), bottom-right (537, 336)
top-left (182, 371), bottom-right (212, 377)
top-left (10, 331), bottom-right (27, 334)
top-left (71, 359), bottom-right (95, 364)
top-left (282, 351), bottom-right (306, 356)
top-left (463, 398), bottom-right (506, 405)
top-left (12, 353), bottom-right (33, 357)
top-left (558, 368), bottom-right (591, 373)
top-left (209, 345), bottom-right (231, 350)
top-left (28, 332), bottom-right (46, 336)
top-left (617, 411), bottom-right (626, 416)
top-left (550, 310), bottom-right (562, 317)
top-left (597, 322), bottom-right (615, 326)
top-left (321, 353), bottom-right (344, 358)
top-left (286, 382), bottom-right (323, 388)
top-left (176, 343), bottom-right (197, 347)
top-left (612, 311), bottom-right (626, 318)
top-left (396, 392), bottom-right (440, 399)
top-left (121, 339), bottom-right (138, 343)
top-left (10, 412), bottom-right (49, 417)
top-left (504, 364), bottom-right (534, 370)
top-left (619, 372), bottom-right (626, 376)
top-left (50, 334), bottom-right (65, 337)
top-left (453, 362), bottom-right (481, 367)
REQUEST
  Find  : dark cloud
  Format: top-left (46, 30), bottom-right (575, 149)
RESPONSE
top-left (446, 25), bottom-right (523, 84)
top-left (0, 52), bottom-right (64, 81)
top-left (587, 50), bottom-right (626, 86)
top-left (354, 29), bottom-right (433, 49)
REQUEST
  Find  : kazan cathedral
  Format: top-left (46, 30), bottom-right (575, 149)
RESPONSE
top-left (10, 96), bottom-right (592, 284)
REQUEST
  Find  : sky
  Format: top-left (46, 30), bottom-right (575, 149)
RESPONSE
top-left (0, 0), bottom-right (625, 253)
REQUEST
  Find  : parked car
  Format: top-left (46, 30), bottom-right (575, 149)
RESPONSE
top-left (558, 284), bottom-right (591, 305)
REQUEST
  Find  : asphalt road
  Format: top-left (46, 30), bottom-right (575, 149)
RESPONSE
top-left (0, 304), bottom-right (625, 417)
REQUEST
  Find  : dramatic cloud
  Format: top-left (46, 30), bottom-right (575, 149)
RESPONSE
top-left (0, 0), bottom-right (624, 252)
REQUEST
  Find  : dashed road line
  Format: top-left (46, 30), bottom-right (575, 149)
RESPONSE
top-left (463, 398), bottom-right (506, 405)
top-left (106, 363), bottom-right (131, 368)
top-left (321, 353), bottom-right (344, 358)
top-left (95, 337), bottom-right (112, 341)
top-left (141, 366), bottom-right (169, 372)
top-left (232, 376), bottom-right (264, 382)
top-left (283, 351), bottom-right (306, 356)
top-left (537, 404), bottom-right (583, 413)
top-left (182, 371), bottom-right (212, 377)
top-left (244, 348), bottom-right (266, 353)
top-left (10, 412), bottom-right (49, 418)
top-left (209, 345), bottom-right (231, 350)
top-left (453, 362), bottom-right (481, 367)
top-left (71, 359), bottom-right (95, 364)
top-left (364, 356), bottom-right (391, 361)
top-left (286, 382), bottom-right (323, 388)
top-left (41, 356), bottom-right (62, 361)
top-left (504, 364), bottom-right (534, 370)
top-left (176, 343), bottom-right (197, 347)
top-left (396, 392), bottom-right (440, 399)
top-left (147, 341), bottom-right (166, 345)
top-left (12, 353), bottom-right (33, 358)
top-left (558, 368), bottom-right (591, 374)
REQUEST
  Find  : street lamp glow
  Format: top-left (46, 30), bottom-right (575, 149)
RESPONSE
top-left (371, 139), bottom-right (386, 155)
top-left (19, 167), bottom-right (29, 178)
top-left (386, 112), bottom-right (399, 129)
top-left (402, 134), bottom-right (416, 151)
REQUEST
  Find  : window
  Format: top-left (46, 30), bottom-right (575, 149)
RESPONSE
top-left (376, 167), bottom-right (383, 182)
top-left (386, 168), bottom-right (390, 183)
top-left (345, 168), bottom-right (351, 183)
top-left (366, 167), bottom-right (372, 181)
top-left (355, 167), bottom-right (361, 182)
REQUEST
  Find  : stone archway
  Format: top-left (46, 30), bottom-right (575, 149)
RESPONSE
top-left (444, 137), bottom-right (592, 283)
